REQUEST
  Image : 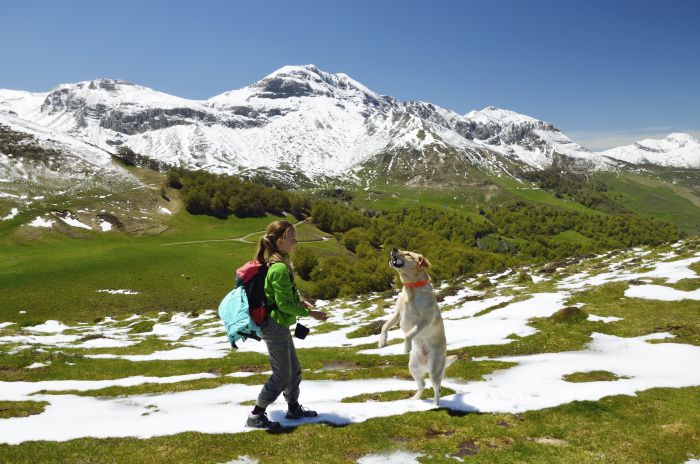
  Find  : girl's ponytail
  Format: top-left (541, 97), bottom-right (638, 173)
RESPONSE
top-left (255, 235), bottom-right (273, 264)
top-left (253, 221), bottom-right (297, 283)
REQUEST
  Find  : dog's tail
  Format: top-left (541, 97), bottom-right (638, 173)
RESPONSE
top-left (446, 355), bottom-right (458, 369)
top-left (441, 355), bottom-right (458, 377)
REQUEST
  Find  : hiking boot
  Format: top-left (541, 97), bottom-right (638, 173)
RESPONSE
top-left (285, 403), bottom-right (318, 420)
top-left (246, 412), bottom-right (281, 429)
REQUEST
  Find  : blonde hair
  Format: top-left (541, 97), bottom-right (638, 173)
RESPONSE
top-left (255, 220), bottom-right (296, 282)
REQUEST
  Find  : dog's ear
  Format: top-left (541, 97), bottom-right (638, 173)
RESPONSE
top-left (418, 256), bottom-right (431, 269)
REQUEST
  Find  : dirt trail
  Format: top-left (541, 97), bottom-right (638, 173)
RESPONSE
top-left (160, 220), bottom-right (333, 247)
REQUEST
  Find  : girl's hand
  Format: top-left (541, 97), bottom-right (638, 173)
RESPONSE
top-left (302, 300), bottom-right (315, 309)
top-left (309, 310), bottom-right (327, 321)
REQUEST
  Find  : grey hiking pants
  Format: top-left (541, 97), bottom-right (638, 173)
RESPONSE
top-left (256, 317), bottom-right (301, 408)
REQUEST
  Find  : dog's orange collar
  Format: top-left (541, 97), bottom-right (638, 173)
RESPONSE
top-left (403, 278), bottom-right (431, 288)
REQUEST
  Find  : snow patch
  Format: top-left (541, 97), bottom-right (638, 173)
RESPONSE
top-left (28, 216), bottom-right (54, 228)
top-left (587, 314), bottom-right (623, 323)
top-left (24, 320), bottom-right (69, 334)
top-left (56, 214), bottom-right (92, 229)
top-left (96, 289), bottom-right (139, 295)
top-left (26, 362), bottom-right (49, 369)
top-left (1, 207), bottom-right (19, 220)
top-left (98, 220), bottom-right (112, 231)
top-left (86, 346), bottom-right (228, 361)
top-left (357, 451), bottom-right (422, 463)
top-left (624, 284), bottom-right (700, 301)
top-left (558, 255), bottom-right (700, 290)
top-left (78, 338), bottom-right (136, 349)
top-left (219, 457), bottom-right (258, 464)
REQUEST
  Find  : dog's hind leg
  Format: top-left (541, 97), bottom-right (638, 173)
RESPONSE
top-left (429, 353), bottom-right (456, 406)
top-left (408, 347), bottom-right (428, 400)
top-left (428, 351), bottom-right (446, 406)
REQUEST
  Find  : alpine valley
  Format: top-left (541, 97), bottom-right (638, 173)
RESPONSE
top-left (0, 63), bottom-right (698, 234)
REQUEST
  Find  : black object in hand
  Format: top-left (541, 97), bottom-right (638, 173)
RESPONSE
top-left (294, 323), bottom-right (310, 339)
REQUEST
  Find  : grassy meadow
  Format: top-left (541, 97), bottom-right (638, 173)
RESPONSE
top-left (0, 165), bottom-right (699, 463)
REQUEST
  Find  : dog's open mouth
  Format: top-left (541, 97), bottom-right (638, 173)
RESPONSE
top-left (390, 248), bottom-right (405, 268)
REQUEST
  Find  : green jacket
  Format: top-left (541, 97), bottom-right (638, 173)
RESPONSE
top-left (265, 262), bottom-right (309, 327)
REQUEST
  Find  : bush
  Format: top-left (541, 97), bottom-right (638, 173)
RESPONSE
top-left (128, 321), bottom-right (155, 334)
top-left (342, 227), bottom-right (377, 253)
top-left (293, 247), bottom-right (318, 280)
top-left (169, 168), bottom-right (310, 219)
top-left (549, 307), bottom-right (587, 323)
top-left (312, 278), bottom-right (342, 299)
top-left (516, 271), bottom-right (533, 283)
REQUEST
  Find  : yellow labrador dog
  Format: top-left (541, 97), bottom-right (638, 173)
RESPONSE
top-left (379, 249), bottom-right (456, 406)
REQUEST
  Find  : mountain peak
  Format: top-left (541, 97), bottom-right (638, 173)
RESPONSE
top-left (259, 64), bottom-right (376, 96)
top-left (38, 78), bottom-right (203, 122)
top-left (635, 132), bottom-right (698, 148)
top-left (210, 64), bottom-right (378, 105)
top-left (601, 132), bottom-right (700, 168)
top-left (465, 106), bottom-right (542, 126)
top-left (664, 132), bottom-right (697, 144)
top-left (52, 78), bottom-right (135, 93)
top-left (264, 64), bottom-right (322, 79)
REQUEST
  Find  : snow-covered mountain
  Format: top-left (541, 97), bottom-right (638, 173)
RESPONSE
top-left (0, 111), bottom-right (143, 201)
top-left (0, 65), bottom-right (620, 186)
top-left (1, 64), bottom-right (691, 187)
top-left (0, 111), bottom-right (175, 236)
top-left (598, 133), bottom-right (700, 169)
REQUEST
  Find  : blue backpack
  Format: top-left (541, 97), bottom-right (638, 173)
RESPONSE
top-left (218, 260), bottom-right (269, 349)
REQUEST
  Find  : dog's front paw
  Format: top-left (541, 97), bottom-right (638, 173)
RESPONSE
top-left (404, 339), bottom-right (412, 354)
top-left (378, 333), bottom-right (387, 348)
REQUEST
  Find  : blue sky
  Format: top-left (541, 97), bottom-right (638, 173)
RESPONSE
top-left (1, 0), bottom-right (698, 150)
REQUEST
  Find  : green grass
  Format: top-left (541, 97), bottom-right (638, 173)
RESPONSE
top-left (472, 297), bottom-right (526, 317)
top-left (346, 320), bottom-right (385, 339)
top-left (128, 321), bottom-right (156, 334)
top-left (350, 184), bottom-right (489, 217)
top-left (308, 322), bottom-right (344, 335)
top-left (294, 221), bottom-right (334, 242)
top-left (341, 387), bottom-right (458, 402)
top-left (562, 371), bottom-right (629, 383)
top-left (350, 174), bottom-right (615, 226)
top-left (488, 174), bottom-right (607, 216)
top-left (0, 205), bottom-right (346, 324)
top-left (0, 401), bottom-right (48, 419)
top-left (566, 281), bottom-right (700, 346)
top-left (598, 171), bottom-right (700, 235)
top-left (550, 230), bottom-right (595, 246)
top-left (0, 166), bottom-right (345, 323)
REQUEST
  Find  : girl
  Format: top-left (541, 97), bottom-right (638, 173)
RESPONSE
top-left (246, 220), bottom-right (328, 429)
